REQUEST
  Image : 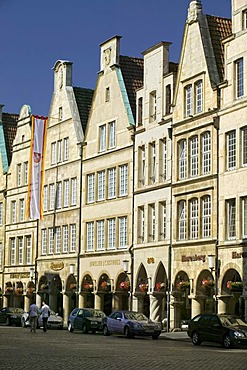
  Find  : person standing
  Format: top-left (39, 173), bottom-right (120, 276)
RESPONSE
top-left (29, 302), bottom-right (39, 333)
top-left (41, 301), bottom-right (50, 332)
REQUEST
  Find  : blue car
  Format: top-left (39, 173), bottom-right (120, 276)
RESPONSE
top-left (102, 310), bottom-right (162, 339)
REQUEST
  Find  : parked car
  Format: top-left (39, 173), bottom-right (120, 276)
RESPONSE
top-left (102, 310), bottom-right (162, 339)
top-left (21, 309), bottom-right (63, 329)
top-left (68, 308), bottom-right (106, 334)
top-left (187, 313), bottom-right (247, 348)
top-left (0, 307), bottom-right (24, 326)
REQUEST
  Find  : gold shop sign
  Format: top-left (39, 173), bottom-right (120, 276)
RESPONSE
top-left (147, 257), bottom-right (155, 264)
top-left (90, 259), bottom-right (120, 267)
top-left (10, 272), bottom-right (30, 279)
top-left (182, 255), bottom-right (206, 263)
top-left (50, 262), bottom-right (64, 271)
top-left (232, 251), bottom-right (247, 259)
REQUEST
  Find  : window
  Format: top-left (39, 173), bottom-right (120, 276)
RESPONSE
top-left (159, 201), bottom-right (166, 240)
top-left (202, 196), bottom-right (211, 238)
top-left (149, 204), bottom-right (155, 241)
top-left (19, 199), bottom-right (25, 222)
top-left (227, 199), bottom-right (236, 239)
top-left (241, 127), bottom-right (247, 166)
top-left (64, 137), bottom-right (69, 161)
top-left (63, 225), bottom-right (68, 253)
top-left (64, 180), bottom-right (69, 207)
top-left (235, 58), bottom-right (244, 98)
top-left (86, 222), bottom-right (94, 252)
top-left (18, 237), bottom-right (24, 264)
top-left (149, 91), bottom-right (157, 121)
top-left (59, 107), bottom-right (63, 121)
top-left (227, 131), bottom-right (236, 170)
top-left (109, 121), bottom-right (116, 149)
top-left (195, 80), bottom-right (203, 113)
top-left (138, 206), bottom-right (145, 243)
top-left (99, 124), bottom-right (106, 152)
top-left (105, 87), bottom-right (110, 102)
top-left (55, 227), bottom-right (61, 254)
top-left (56, 182), bottom-right (62, 209)
top-left (0, 242), bottom-right (2, 268)
top-left (70, 224), bottom-right (76, 252)
top-left (190, 199), bottom-right (198, 239)
top-left (202, 132), bottom-right (211, 174)
top-left (17, 164), bottom-right (22, 186)
top-left (97, 171), bottom-right (105, 201)
top-left (178, 200), bottom-right (186, 240)
top-left (119, 164), bottom-right (128, 196)
top-left (43, 185), bottom-right (48, 212)
top-left (26, 236), bottom-right (31, 264)
top-left (140, 146), bottom-right (145, 185)
top-left (49, 228), bottom-right (54, 254)
top-left (138, 97), bottom-right (143, 125)
top-left (71, 178), bottom-right (77, 206)
top-left (119, 216), bottom-right (127, 248)
top-left (87, 174), bottom-right (95, 203)
top-left (11, 201), bottom-right (16, 223)
top-left (0, 203), bottom-right (3, 226)
top-left (58, 140), bottom-right (62, 163)
top-left (243, 9), bottom-right (247, 29)
top-left (51, 142), bottom-right (56, 165)
top-left (185, 85), bottom-right (192, 117)
top-left (242, 197), bottom-right (247, 238)
top-left (97, 220), bottom-right (104, 251)
top-left (108, 168), bottom-right (116, 198)
top-left (107, 218), bottom-right (116, 249)
top-left (190, 136), bottom-right (198, 177)
top-left (50, 184), bottom-right (55, 210)
top-left (11, 238), bottom-right (16, 265)
top-left (150, 142), bottom-right (156, 184)
top-left (178, 140), bottom-right (187, 179)
top-left (160, 138), bottom-right (167, 181)
top-left (24, 162), bottom-right (28, 184)
top-left (165, 84), bottom-right (171, 115)
top-left (41, 229), bottom-right (47, 255)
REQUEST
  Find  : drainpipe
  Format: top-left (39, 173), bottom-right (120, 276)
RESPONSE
top-left (167, 125), bottom-right (173, 332)
top-left (77, 143), bottom-right (83, 305)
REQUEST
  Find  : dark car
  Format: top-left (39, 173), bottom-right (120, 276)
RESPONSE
top-left (102, 310), bottom-right (162, 339)
top-left (187, 313), bottom-right (247, 349)
top-left (0, 307), bottom-right (24, 326)
top-left (68, 308), bottom-right (106, 334)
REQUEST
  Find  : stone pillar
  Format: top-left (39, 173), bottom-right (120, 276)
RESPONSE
top-left (112, 293), bottom-right (120, 311)
top-left (36, 293), bottom-right (42, 308)
top-left (3, 295), bottom-right (8, 307)
top-left (24, 296), bottom-right (30, 312)
top-left (94, 293), bottom-right (102, 310)
top-left (191, 296), bottom-right (202, 318)
top-left (132, 294), bottom-right (138, 312)
top-left (244, 296), bottom-right (247, 322)
top-left (149, 294), bottom-right (160, 321)
top-left (63, 293), bottom-right (70, 328)
top-left (217, 296), bottom-right (230, 314)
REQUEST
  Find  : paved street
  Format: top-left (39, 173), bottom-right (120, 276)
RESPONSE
top-left (0, 326), bottom-right (246, 370)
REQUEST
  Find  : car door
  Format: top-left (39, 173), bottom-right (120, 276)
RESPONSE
top-left (74, 309), bottom-right (84, 330)
top-left (196, 314), bottom-right (211, 341)
top-left (207, 315), bottom-right (224, 344)
top-left (0, 308), bottom-right (7, 324)
top-left (107, 312), bottom-right (122, 333)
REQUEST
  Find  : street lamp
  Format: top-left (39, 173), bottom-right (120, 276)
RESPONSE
top-left (123, 260), bottom-right (129, 274)
top-left (208, 254), bottom-right (218, 314)
top-left (29, 267), bottom-right (35, 280)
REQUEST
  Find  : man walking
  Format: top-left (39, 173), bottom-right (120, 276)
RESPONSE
top-left (29, 301), bottom-right (39, 333)
top-left (41, 301), bottom-right (50, 332)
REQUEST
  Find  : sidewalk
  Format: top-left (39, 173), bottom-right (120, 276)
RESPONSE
top-left (160, 330), bottom-right (190, 341)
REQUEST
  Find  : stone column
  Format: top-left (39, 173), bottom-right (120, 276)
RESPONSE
top-left (3, 295), bottom-right (8, 307)
top-left (24, 296), bottom-right (30, 312)
top-left (217, 296), bottom-right (230, 314)
top-left (191, 296), bottom-right (202, 318)
top-left (149, 294), bottom-right (160, 321)
top-left (36, 293), bottom-right (42, 308)
top-left (63, 293), bottom-right (70, 327)
top-left (94, 293), bottom-right (102, 310)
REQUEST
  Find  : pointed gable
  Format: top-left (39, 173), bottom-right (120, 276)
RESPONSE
top-left (119, 55), bottom-right (143, 120)
top-left (73, 87), bottom-right (94, 132)
top-left (206, 15), bottom-right (232, 82)
top-left (0, 112), bottom-right (18, 172)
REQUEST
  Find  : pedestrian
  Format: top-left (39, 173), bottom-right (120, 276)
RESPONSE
top-left (29, 301), bottom-right (39, 333)
top-left (40, 301), bottom-right (50, 332)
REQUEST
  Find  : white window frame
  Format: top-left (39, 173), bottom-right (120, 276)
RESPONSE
top-left (24, 162), bottom-right (28, 184)
top-left (119, 216), bottom-right (127, 248)
top-left (178, 200), bottom-right (186, 240)
top-left (0, 242), bottom-right (2, 268)
top-left (19, 199), bottom-right (25, 222)
top-left (17, 163), bottom-right (22, 186)
top-left (55, 227), bottom-right (61, 254)
top-left (97, 220), bottom-right (104, 251)
top-left (62, 225), bottom-right (68, 253)
top-left (18, 237), bottom-right (24, 265)
top-left (202, 132), bottom-right (211, 175)
top-left (41, 229), bottom-right (47, 255)
top-left (195, 80), bottom-right (203, 114)
top-left (56, 182), bottom-right (62, 209)
top-left (99, 124), bottom-right (106, 152)
top-left (108, 168), bottom-right (116, 199)
top-left (190, 136), bottom-right (198, 177)
top-left (160, 138), bottom-right (167, 181)
top-left (51, 142), bottom-right (56, 165)
top-left (86, 222), bottom-right (94, 252)
top-left (97, 170), bottom-right (105, 201)
top-left (241, 127), bottom-right (247, 166)
top-left (190, 198), bottom-right (198, 239)
top-left (227, 131), bottom-right (236, 170)
top-left (11, 238), bottom-right (16, 265)
top-left (109, 121), bottom-right (116, 149)
top-left (0, 203), bottom-right (3, 226)
top-left (119, 164), bottom-right (128, 196)
top-left (64, 137), bottom-right (69, 161)
top-left (242, 197), bottom-right (247, 238)
top-left (227, 199), bottom-right (236, 240)
top-left (107, 218), bottom-right (116, 250)
top-left (49, 228), bottom-right (54, 254)
top-left (185, 85), bottom-right (192, 117)
top-left (50, 184), bottom-right (55, 210)
top-left (87, 174), bottom-right (95, 203)
top-left (235, 58), bottom-right (244, 99)
top-left (178, 140), bottom-right (187, 179)
top-left (71, 178), bottom-right (77, 206)
top-left (64, 179), bottom-right (69, 207)
top-left (11, 201), bottom-right (16, 223)
top-left (70, 224), bottom-right (76, 252)
top-left (202, 196), bottom-right (211, 238)
top-left (151, 142), bottom-right (156, 183)
top-left (26, 236), bottom-right (32, 264)
top-left (43, 185), bottom-right (48, 212)
top-left (58, 140), bottom-right (62, 163)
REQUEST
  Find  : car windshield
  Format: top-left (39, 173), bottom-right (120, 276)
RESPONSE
top-left (124, 312), bottom-right (148, 321)
top-left (219, 316), bottom-right (247, 327)
top-left (9, 308), bottom-right (24, 313)
top-left (85, 310), bottom-right (105, 318)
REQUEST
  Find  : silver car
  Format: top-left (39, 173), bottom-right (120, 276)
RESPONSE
top-left (22, 309), bottom-right (63, 329)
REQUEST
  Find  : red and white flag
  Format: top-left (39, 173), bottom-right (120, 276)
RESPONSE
top-left (27, 115), bottom-right (47, 220)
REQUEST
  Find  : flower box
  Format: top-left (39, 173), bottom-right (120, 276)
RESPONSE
top-left (69, 283), bottom-right (76, 290)
top-left (119, 281), bottom-right (130, 291)
top-left (83, 283), bottom-right (93, 291)
top-left (227, 281), bottom-right (242, 292)
top-left (40, 284), bottom-right (48, 290)
top-left (27, 287), bottom-right (34, 295)
top-left (176, 280), bottom-right (190, 291)
top-left (100, 281), bottom-right (110, 291)
top-left (139, 283), bottom-right (148, 292)
top-left (155, 282), bottom-right (166, 291)
top-left (201, 278), bottom-right (214, 288)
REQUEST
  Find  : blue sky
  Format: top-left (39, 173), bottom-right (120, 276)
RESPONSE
top-left (0, 0), bottom-right (231, 115)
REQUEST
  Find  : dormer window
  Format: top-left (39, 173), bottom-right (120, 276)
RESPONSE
top-left (149, 91), bottom-right (157, 122)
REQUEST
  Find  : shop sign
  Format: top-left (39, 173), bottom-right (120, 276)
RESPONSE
top-left (50, 262), bottom-right (64, 271)
top-left (147, 257), bottom-right (155, 264)
top-left (181, 254), bottom-right (206, 262)
top-left (232, 251), bottom-right (247, 259)
top-left (90, 259), bottom-right (120, 267)
top-left (10, 272), bottom-right (30, 279)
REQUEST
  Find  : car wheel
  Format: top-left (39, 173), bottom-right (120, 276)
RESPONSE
top-left (82, 323), bottom-right (88, 334)
top-left (91, 330), bottom-right (96, 334)
top-left (68, 322), bottom-right (74, 333)
top-left (103, 325), bottom-right (110, 336)
top-left (124, 326), bottom-right (133, 338)
top-left (192, 331), bottom-right (201, 345)
top-left (223, 334), bottom-right (232, 349)
top-left (152, 334), bottom-right (159, 340)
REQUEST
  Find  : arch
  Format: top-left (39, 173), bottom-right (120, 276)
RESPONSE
top-left (154, 262), bottom-right (167, 292)
top-left (116, 272), bottom-right (130, 292)
top-left (81, 274), bottom-right (94, 292)
top-left (174, 271), bottom-right (190, 292)
top-left (66, 274), bottom-right (77, 292)
top-left (221, 268), bottom-right (242, 295)
top-left (98, 273), bottom-right (111, 292)
top-left (135, 263), bottom-right (148, 292)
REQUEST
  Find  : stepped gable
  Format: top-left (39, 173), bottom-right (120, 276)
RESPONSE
top-left (73, 87), bottom-right (94, 132)
top-left (206, 15), bottom-right (232, 82)
top-left (2, 112), bottom-right (18, 164)
top-left (119, 55), bottom-right (144, 120)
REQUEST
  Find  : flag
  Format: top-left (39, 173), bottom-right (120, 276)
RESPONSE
top-left (27, 115), bottom-right (47, 220)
